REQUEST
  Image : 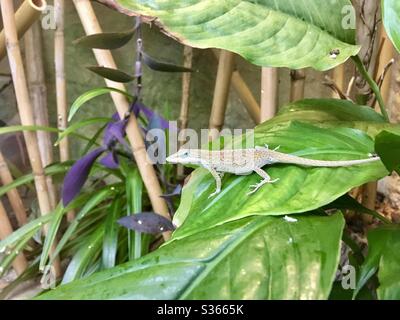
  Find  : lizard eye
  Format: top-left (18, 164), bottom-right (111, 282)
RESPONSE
top-left (181, 151), bottom-right (189, 157)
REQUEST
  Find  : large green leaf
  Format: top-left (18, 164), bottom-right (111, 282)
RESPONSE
top-left (37, 213), bottom-right (344, 300)
top-left (382, 0), bottom-right (400, 53)
top-left (375, 130), bottom-right (400, 174)
top-left (101, 0), bottom-right (360, 70)
top-left (172, 121), bottom-right (387, 238)
top-left (264, 99), bottom-right (400, 138)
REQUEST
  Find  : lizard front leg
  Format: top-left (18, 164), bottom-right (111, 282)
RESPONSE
top-left (204, 165), bottom-right (223, 198)
top-left (247, 167), bottom-right (279, 195)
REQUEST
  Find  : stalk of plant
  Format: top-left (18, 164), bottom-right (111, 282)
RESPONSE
top-left (0, 201), bottom-right (27, 275)
top-left (0, 0), bottom-right (47, 61)
top-left (24, 21), bottom-right (58, 210)
top-left (289, 69), bottom-right (306, 102)
top-left (331, 64), bottom-right (346, 98)
top-left (177, 46), bottom-right (193, 177)
top-left (208, 50), bottom-right (235, 141)
top-left (211, 49), bottom-right (260, 124)
top-left (54, 0), bottom-right (75, 221)
top-left (1, 0), bottom-right (61, 275)
top-left (0, 151), bottom-right (27, 226)
top-left (260, 67), bottom-right (278, 121)
top-left (72, 0), bottom-right (172, 240)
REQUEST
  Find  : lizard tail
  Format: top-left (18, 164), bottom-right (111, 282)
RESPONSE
top-left (278, 155), bottom-right (381, 167)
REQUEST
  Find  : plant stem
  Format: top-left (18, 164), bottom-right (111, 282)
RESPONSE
top-left (352, 55), bottom-right (389, 122)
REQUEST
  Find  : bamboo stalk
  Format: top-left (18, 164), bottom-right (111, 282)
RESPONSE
top-left (0, 0), bottom-right (47, 61)
top-left (373, 27), bottom-right (395, 109)
top-left (73, 0), bottom-right (171, 240)
top-left (208, 50), bottom-right (235, 140)
top-left (54, 0), bottom-right (75, 221)
top-left (0, 151), bottom-right (27, 226)
top-left (0, 200), bottom-right (28, 275)
top-left (1, 0), bottom-right (61, 274)
top-left (290, 69), bottom-right (306, 102)
top-left (24, 21), bottom-right (58, 210)
top-left (331, 64), bottom-right (345, 98)
top-left (212, 49), bottom-right (260, 124)
top-left (177, 46), bottom-right (193, 177)
top-left (260, 67), bottom-right (278, 122)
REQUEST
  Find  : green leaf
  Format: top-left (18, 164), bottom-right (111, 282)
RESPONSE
top-left (124, 166), bottom-right (143, 260)
top-left (110, 0), bottom-right (360, 70)
top-left (375, 130), bottom-right (400, 174)
top-left (142, 51), bottom-right (193, 72)
top-left (326, 194), bottom-right (391, 224)
top-left (172, 121), bottom-right (388, 238)
top-left (69, 87), bottom-right (134, 121)
top-left (0, 125), bottom-right (59, 135)
top-left (37, 213), bottom-right (344, 300)
top-left (382, 0), bottom-right (400, 53)
top-left (102, 197), bottom-right (124, 269)
top-left (264, 98), bottom-right (400, 138)
top-left (62, 224), bottom-right (105, 284)
top-left (87, 66), bottom-right (135, 83)
top-left (355, 226), bottom-right (400, 300)
top-left (39, 204), bottom-right (65, 271)
top-left (55, 117), bottom-right (112, 145)
top-left (50, 186), bottom-right (117, 263)
top-left (73, 28), bottom-right (136, 49)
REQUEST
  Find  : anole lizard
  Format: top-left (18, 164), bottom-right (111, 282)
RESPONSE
top-left (166, 145), bottom-right (381, 197)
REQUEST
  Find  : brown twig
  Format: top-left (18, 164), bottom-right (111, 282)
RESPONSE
top-left (211, 49), bottom-right (260, 124)
top-left (290, 69), bottom-right (305, 102)
top-left (73, 0), bottom-right (171, 240)
top-left (260, 67), bottom-right (278, 122)
top-left (0, 151), bottom-right (27, 226)
top-left (323, 75), bottom-right (352, 101)
top-left (208, 50), bottom-right (235, 140)
top-left (331, 64), bottom-right (345, 98)
top-left (0, 200), bottom-right (27, 275)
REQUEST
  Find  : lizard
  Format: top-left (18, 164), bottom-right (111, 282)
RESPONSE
top-left (166, 145), bottom-right (381, 197)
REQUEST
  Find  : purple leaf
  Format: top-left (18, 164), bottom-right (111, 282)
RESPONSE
top-left (132, 102), bottom-right (172, 130)
top-left (99, 152), bottom-right (119, 169)
top-left (62, 147), bottom-right (106, 207)
top-left (117, 212), bottom-right (175, 234)
top-left (103, 118), bottom-right (130, 150)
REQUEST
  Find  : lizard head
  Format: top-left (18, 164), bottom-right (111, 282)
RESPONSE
top-left (166, 149), bottom-right (202, 165)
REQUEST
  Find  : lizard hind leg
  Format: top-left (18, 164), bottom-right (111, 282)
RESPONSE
top-left (247, 167), bottom-right (279, 196)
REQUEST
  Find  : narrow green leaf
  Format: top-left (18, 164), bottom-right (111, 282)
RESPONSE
top-left (50, 187), bottom-right (116, 263)
top-left (69, 87), bottom-right (134, 121)
top-left (0, 229), bottom-right (37, 276)
top-left (62, 225), bottom-right (104, 284)
top-left (39, 204), bottom-right (65, 271)
top-left (0, 125), bottom-right (59, 136)
top-left (55, 117), bottom-right (111, 145)
top-left (87, 66), bottom-right (135, 83)
top-left (142, 51), bottom-right (193, 73)
top-left (102, 197), bottom-right (124, 269)
top-left (124, 166), bottom-right (143, 260)
top-left (73, 28), bottom-right (136, 49)
top-left (81, 123), bottom-right (108, 156)
top-left (0, 215), bottom-right (53, 252)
